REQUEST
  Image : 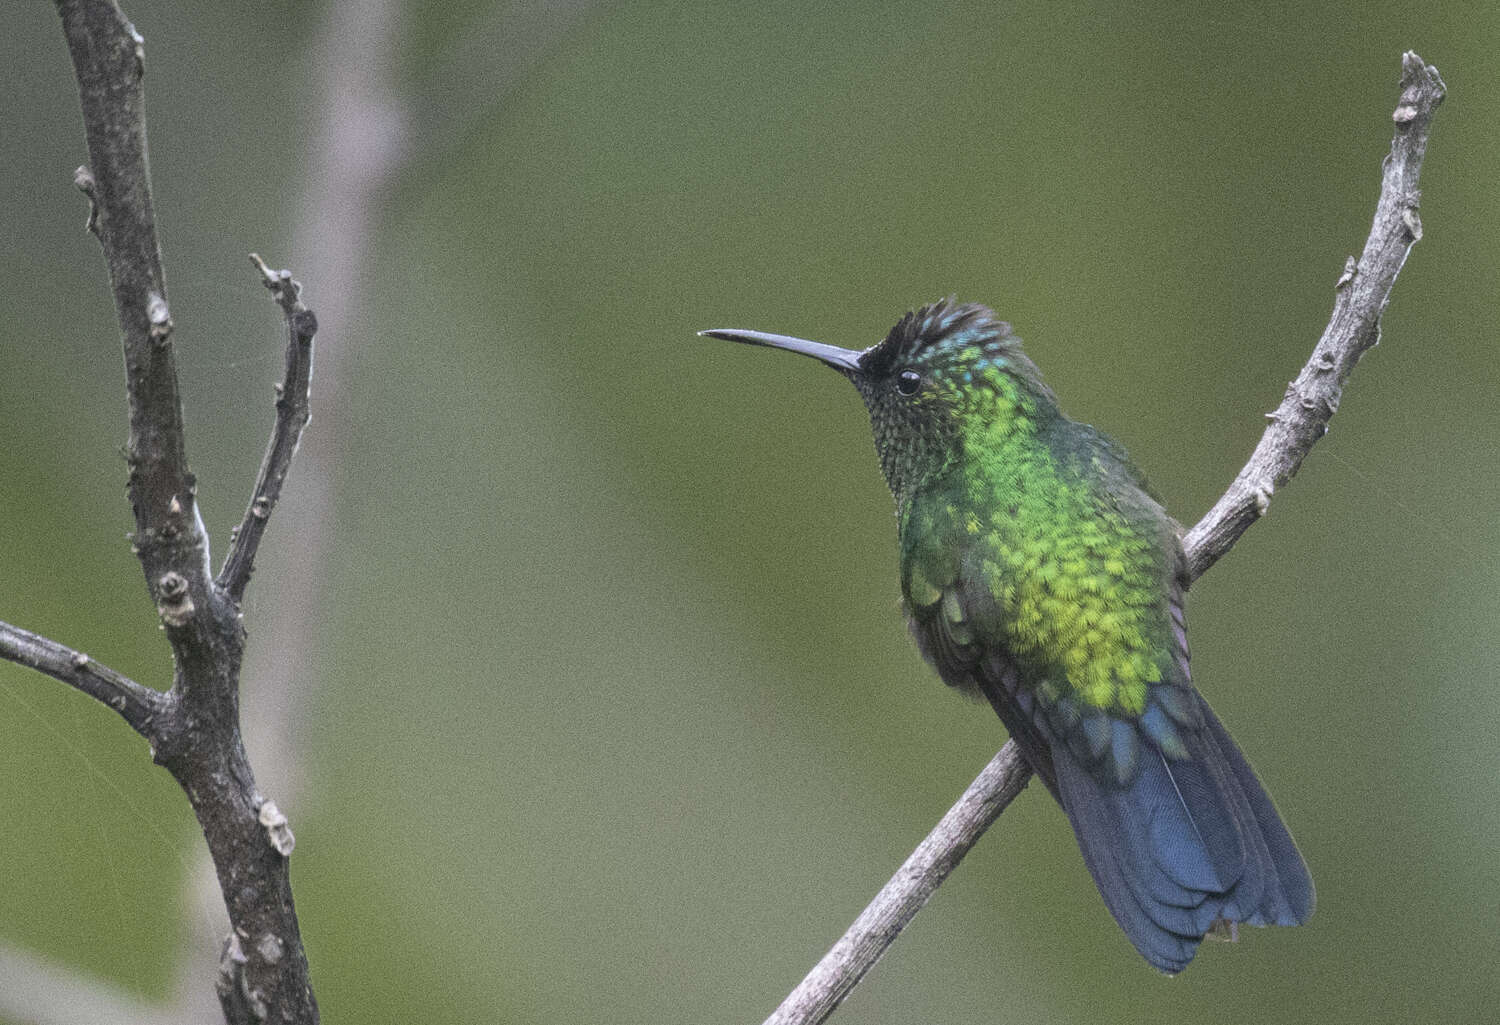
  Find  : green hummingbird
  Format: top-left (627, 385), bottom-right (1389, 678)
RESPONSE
top-left (702, 300), bottom-right (1314, 972)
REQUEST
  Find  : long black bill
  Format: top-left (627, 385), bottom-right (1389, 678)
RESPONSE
top-left (699, 328), bottom-right (863, 374)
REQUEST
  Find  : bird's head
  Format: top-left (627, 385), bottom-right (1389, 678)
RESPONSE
top-left (703, 299), bottom-right (1055, 501)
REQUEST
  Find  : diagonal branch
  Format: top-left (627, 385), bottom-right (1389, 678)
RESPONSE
top-left (0, 619), bottom-right (166, 738)
top-left (764, 745), bottom-right (1033, 1025)
top-left (217, 255), bottom-right (319, 603)
top-left (1183, 52), bottom-right (1446, 580)
top-left (763, 51), bottom-right (1446, 1025)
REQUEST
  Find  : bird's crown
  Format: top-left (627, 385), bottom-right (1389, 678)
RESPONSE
top-left (860, 298), bottom-right (1015, 378)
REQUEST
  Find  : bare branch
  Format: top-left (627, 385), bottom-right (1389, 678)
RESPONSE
top-left (217, 256), bottom-right (318, 602)
top-left (764, 745), bottom-right (1031, 1025)
top-left (0, 619), bottom-right (166, 738)
top-left (57, 0), bottom-right (212, 611)
top-left (1183, 52), bottom-right (1446, 579)
top-left (49, 2), bottom-right (322, 1021)
top-left (765, 51), bottom-right (1445, 1025)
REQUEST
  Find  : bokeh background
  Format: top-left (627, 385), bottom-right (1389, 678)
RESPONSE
top-left (2, 2), bottom-right (1497, 1023)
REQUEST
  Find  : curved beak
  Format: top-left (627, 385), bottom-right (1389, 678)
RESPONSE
top-left (699, 328), bottom-right (863, 374)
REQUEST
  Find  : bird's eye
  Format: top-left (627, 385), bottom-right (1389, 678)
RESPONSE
top-left (896, 370), bottom-right (922, 396)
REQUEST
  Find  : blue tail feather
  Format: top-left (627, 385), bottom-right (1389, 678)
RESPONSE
top-left (1197, 700), bottom-right (1316, 926)
top-left (1049, 692), bottom-right (1313, 972)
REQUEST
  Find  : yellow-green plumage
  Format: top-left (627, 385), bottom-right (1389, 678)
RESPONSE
top-left (702, 299), bottom-right (1313, 972)
top-left (905, 394), bottom-right (1171, 722)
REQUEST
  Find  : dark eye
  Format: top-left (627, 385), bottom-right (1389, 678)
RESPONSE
top-left (896, 370), bottom-right (922, 396)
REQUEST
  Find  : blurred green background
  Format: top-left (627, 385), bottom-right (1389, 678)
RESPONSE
top-left (2, 1), bottom-right (1497, 1022)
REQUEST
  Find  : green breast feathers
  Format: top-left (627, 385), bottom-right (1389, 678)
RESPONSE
top-left (899, 435), bottom-right (1201, 786)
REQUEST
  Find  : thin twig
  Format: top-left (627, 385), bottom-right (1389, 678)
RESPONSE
top-left (0, 619), bottom-right (166, 737)
top-left (172, 0), bottom-right (404, 1012)
top-left (763, 51), bottom-right (1446, 1025)
top-left (217, 255), bottom-right (318, 603)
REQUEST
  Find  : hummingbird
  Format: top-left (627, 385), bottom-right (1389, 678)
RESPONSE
top-left (702, 299), bottom-right (1313, 972)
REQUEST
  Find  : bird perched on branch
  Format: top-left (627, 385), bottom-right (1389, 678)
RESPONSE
top-left (702, 299), bottom-right (1314, 972)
